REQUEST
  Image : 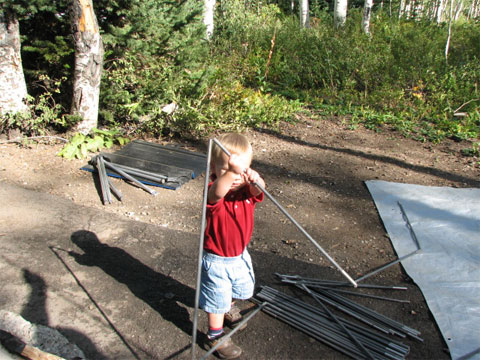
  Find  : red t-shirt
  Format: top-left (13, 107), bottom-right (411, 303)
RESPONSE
top-left (204, 184), bottom-right (264, 257)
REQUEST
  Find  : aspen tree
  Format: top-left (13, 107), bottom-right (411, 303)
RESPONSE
top-left (71, 0), bottom-right (104, 134)
top-left (362, 0), bottom-right (374, 34)
top-left (334, 0), bottom-right (348, 27)
top-left (300, 0), bottom-right (310, 28)
top-left (0, 10), bottom-right (28, 115)
top-left (204, 0), bottom-right (216, 39)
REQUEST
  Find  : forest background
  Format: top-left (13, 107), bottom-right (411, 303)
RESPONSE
top-left (1, 0), bottom-right (479, 159)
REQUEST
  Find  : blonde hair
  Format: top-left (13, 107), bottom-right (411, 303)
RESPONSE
top-left (211, 133), bottom-right (252, 164)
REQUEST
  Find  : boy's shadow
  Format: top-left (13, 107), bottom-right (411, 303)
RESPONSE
top-left (68, 230), bottom-right (195, 336)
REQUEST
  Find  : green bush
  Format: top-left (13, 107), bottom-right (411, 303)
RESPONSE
top-left (0, 75), bottom-right (76, 137)
top-left (163, 81), bottom-right (302, 137)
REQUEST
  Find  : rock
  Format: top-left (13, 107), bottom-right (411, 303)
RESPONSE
top-left (0, 311), bottom-right (85, 360)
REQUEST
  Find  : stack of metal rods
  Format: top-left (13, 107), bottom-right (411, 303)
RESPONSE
top-left (275, 274), bottom-right (422, 342)
top-left (308, 288), bottom-right (423, 341)
top-left (92, 155), bottom-right (115, 204)
top-left (105, 162), bottom-right (169, 184)
top-left (91, 154), bottom-right (162, 204)
top-left (255, 286), bottom-right (411, 360)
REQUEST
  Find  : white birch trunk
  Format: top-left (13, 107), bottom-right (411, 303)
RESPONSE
top-left (467, 0), bottom-right (477, 18)
top-left (467, 0), bottom-right (478, 18)
top-left (0, 11), bottom-right (28, 115)
top-left (204, 0), bottom-right (216, 39)
top-left (414, 0), bottom-right (425, 18)
top-left (436, 0), bottom-right (446, 22)
top-left (454, 0), bottom-right (463, 20)
top-left (71, 0), bottom-right (104, 135)
top-left (399, 0), bottom-right (405, 17)
top-left (299, 0), bottom-right (310, 28)
top-left (426, 0), bottom-right (436, 21)
top-left (334, 0), bottom-right (348, 27)
top-left (404, 0), bottom-right (412, 18)
top-left (445, 0), bottom-right (454, 60)
top-left (362, 0), bottom-right (374, 34)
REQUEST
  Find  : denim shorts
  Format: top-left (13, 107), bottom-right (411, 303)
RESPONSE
top-left (199, 249), bottom-right (255, 314)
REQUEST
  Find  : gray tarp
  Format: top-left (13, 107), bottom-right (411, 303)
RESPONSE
top-left (365, 180), bottom-right (480, 360)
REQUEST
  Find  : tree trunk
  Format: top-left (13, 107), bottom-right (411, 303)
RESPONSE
top-left (334, 0), bottom-right (348, 27)
top-left (204, 0), bottom-right (216, 39)
top-left (454, 0), bottom-right (463, 20)
top-left (445, 0), bottom-right (454, 61)
top-left (399, 0), bottom-right (405, 17)
top-left (362, 0), bottom-right (374, 34)
top-left (436, 0), bottom-right (446, 22)
top-left (0, 10), bottom-right (28, 115)
top-left (467, 0), bottom-right (478, 19)
top-left (299, 0), bottom-right (310, 28)
top-left (71, 0), bottom-right (104, 135)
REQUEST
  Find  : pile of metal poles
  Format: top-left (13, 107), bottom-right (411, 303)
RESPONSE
top-left (91, 154), bottom-right (160, 204)
top-left (254, 275), bottom-right (423, 360)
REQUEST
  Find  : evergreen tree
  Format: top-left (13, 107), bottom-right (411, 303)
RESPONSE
top-left (99, 0), bottom-right (207, 134)
top-left (4, 0), bottom-right (73, 102)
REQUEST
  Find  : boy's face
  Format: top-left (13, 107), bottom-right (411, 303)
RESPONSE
top-left (213, 151), bottom-right (252, 191)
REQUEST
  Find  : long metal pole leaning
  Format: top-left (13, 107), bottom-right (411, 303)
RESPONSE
top-left (212, 138), bottom-right (358, 288)
top-left (192, 139), bottom-right (213, 360)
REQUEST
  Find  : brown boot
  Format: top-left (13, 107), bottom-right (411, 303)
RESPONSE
top-left (206, 335), bottom-right (242, 359)
top-left (224, 304), bottom-right (247, 331)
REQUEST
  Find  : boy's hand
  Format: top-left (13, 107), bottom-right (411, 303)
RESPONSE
top-left (228, 153), bottom-right (248, 174)
top-left (244, 168), bottom-right (260, 184)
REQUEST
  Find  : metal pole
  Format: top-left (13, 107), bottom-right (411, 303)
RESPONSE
top-left (95, 155), bottom-right (112, 204)
top-left (103, 160), bottom-right (158, 196)
top-left (275, 273), bottom-right (408, 290)
top-left (212, 138), bottom-right (358, 288)
top-left (192, 139), bottom-right (213, 359)
top-left (200, 302), bottom-right (267, 360)
top-left (299, 284), bottom-right (376, 360)
top-left (103, 162), bottom-right (168, 180)
top-left (397, 201), bottom-right (422, 251)
top-left (108, 178), bottom-right (123, 201)
top-left (325, 287), bottom-right (410, 304)
top-left (255, 287), bottom-right (410, 359)
top-left (355, 249), bottom-right (421, 283)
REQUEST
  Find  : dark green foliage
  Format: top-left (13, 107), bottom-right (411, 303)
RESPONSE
top-left (14, 0), bottom-right (74, 109)
top-left (99, 0), bottom-right (209, 135)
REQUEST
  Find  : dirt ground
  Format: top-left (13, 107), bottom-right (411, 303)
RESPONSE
top-left (0, 116), bottom-right (479, 360)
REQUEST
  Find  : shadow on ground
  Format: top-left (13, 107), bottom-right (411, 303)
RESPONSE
top-left (68, 230), bottom-right (195, 335)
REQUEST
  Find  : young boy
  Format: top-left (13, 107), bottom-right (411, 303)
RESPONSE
top-left (200, 133), bottom-right (265, 359)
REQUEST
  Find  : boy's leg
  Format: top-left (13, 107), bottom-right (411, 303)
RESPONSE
top-left (207, 312), bottom-right (225, 338)
top-left (201, 252), bottom-right (244, 358)
top-left (206, 312), bottom-right (242, 359)
top-left (225, 250), bottom-right (255, 328)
